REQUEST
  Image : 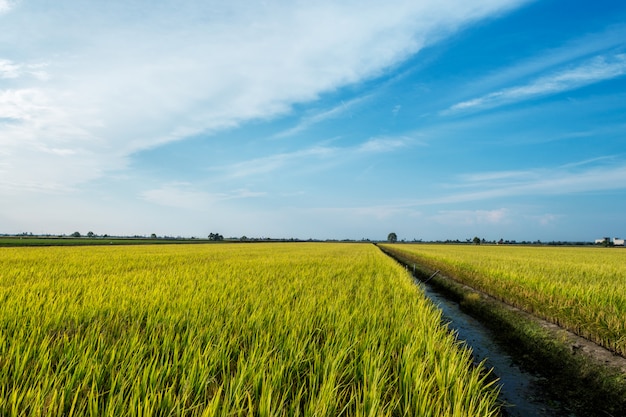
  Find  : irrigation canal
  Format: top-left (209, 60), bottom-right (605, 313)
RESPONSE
top-left (415, 280), bottom-right (562, 417)
top-left (380, 245), bottom-right (626, 416)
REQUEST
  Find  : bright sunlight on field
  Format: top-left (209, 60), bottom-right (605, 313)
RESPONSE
top-left (0, 243), bottom-right (500, 416)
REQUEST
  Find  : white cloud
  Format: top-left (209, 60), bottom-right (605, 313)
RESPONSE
top-left (431, 208), bottom-right (510, 226)
top-left (409, 160), bottom-right (626, 206)
top-left (223, 146), bottom-right (338, 179)
top-left (140, 185), bottom-right (215, 210)
top-left (274, 95), bottom-right (373, 138)
top-left (534, 213), bottom-right (560, 226)
top-left (442, 24), bottom-right (626, 111)
top-left (311, 204), bottom-right (420, 221)
top-left (0, 88), bottom-right (42, 121)
top-left (141, 183), bottom-right (265, 210)
top-left (0, 87), bottom-right (112, 193)
top-left (0, 59), bottom-right (20, 78)
top-left (0, 59), bottom-right (49, 80)
top-left (357, 136), bottom-right (416, 153)
top-left (458, 170), bottom-right (538, 183)
top-left (0, 0), bottom-right (529, 193)
top-left (447, 53), bottom-right (626, 112)
top-left (0, 0), bottom-right (16, 14)
top-left (216, 134), bottom-right (415, 180)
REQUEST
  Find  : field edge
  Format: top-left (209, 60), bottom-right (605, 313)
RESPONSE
top-left (377, 243), bottom-right (626, 416)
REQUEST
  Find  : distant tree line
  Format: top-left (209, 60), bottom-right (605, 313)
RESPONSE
top-left (1, 231), bottom-right (605, 246)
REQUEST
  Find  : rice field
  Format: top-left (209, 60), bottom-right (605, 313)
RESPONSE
top-left (0, 243), bottom-right (500, 416)
top-left (380, 244), bottom-right (626, 356)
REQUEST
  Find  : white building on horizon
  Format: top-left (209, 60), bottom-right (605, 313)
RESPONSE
top-left (594, 237), bottom-right (624, 245)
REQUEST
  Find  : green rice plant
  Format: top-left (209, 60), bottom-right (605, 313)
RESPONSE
top-left (0, 243), bottom-right (500, 416)
top-left (381, 244), bottom-right (626, 356)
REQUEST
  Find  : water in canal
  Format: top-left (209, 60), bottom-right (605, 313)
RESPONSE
top-left (416, 280), bottom-right (568, 417)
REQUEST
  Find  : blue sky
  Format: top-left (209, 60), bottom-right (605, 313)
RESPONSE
top-left (1, 0), bottom-right (626, 241)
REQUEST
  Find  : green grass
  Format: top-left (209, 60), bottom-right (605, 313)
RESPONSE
top-left (380, 243), bottom-right (626, 356)
top-left (0, 237), bottom-right (216, 247)
top-left (0, 243), bottom-right (501, 416)
top-left (379, 243), bottom-right (626, 416)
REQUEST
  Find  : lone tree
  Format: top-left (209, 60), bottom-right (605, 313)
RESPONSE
top-left (472, 236), bottom-right (481, 245)
top-left (387, 232), bottom-right (398, 243)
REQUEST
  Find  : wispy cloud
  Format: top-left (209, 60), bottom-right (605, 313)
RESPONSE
top-left (0, 0), bottom-right (16, 14)
top-left (0, 59), bottom-right (20, 78)
top-left (431, 208), bottom-right (510, 226)
top-left (223, 146), bottom-right (338, 179)
top-left (141, 182), bottom-right (265, 210)
top-left (446, 53), bottom-right (626, 113)
top-left (0, 0), bottom-right (529, 193)
top-left (274, 95), bottom-right (373, 138)
top-left (533, 213), bottom-right (560, 226)
top-left (418, 160), bottom-right (626, 205)
top-left (356, 136), bottom-right (417, 153)
top-left (457, 170), bottom-right (538, 183)
top-left (217, 135), bottom-right (415, 180)
top-left (0, 88), bottom-right (55, 122)
top-left (0, 60), bottom-right (49, 80)
top-left (442, 24), bottom-right (626, 108)
top-left (310, 204), bottom-right (421, 221)
top-left (426, 209), bottom-right (563, 236)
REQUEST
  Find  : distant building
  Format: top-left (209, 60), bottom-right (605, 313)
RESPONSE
top-left (595, 237), bottom-right (625, 246)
